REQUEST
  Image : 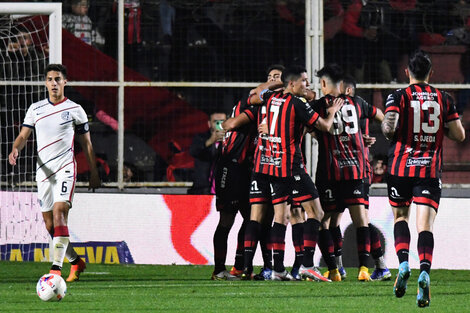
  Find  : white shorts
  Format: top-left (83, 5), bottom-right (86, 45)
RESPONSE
top-left (37, 163), bottom-right (76, 212)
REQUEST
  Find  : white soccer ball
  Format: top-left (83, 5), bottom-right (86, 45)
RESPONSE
top-left (36, 273), bottom-right (67, 301)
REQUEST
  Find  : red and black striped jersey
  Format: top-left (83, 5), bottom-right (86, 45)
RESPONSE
top-left (313, 94), bottom-right (367, 181)
top-left (356, 95), bottom-right (378, 184)
top-left (251, 90), bottom-right (320, 177)
top-left (384, 83), bottom-right (459, 178)
top-left (221, 95), bottom-right (257, 164)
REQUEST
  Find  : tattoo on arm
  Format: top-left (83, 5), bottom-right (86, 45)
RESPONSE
top-left (381, 112), bottom-right (399, 140)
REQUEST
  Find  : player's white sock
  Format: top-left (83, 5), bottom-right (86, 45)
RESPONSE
top-left (375, 256), bottom-right (386, 269)
top-left (65, 243), bottom-right (78, 263)
top-left (52, 236), bottom-right (69, 268)
top-left (336, 255), bottom-right (343, 268)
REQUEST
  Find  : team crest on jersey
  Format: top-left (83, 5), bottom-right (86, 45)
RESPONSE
top-left (61, 111), bottom-right (71, 121)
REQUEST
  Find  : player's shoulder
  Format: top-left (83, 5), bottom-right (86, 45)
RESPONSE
top-left (29, 98), bottom-right (49, 109)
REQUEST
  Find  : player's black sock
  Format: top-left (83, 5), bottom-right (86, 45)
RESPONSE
top-left (356, 226), bottom-right (370, 267)
top-left (213, 225), bottom-right (231, 273)
top-left (50, 265), bottom-right (61, 271)
top-left (291, 223), bottom-right (303, 269)
top-left (302, 218), bottom-right (320, 268)
top-left (243, 220), bottom-right (261, 273)
top-left (233, 220), bottom-right (247, 270)
top-left (271, 222), bottom-right (286, 272)
top-left (394, 221), bottom-right (410, 264)
top-left (331, 226), bottom-right (343, 262)
top-left (260, 222), bottom-right (272, 269)
top-left (418, 231), bottom-right (434, 274)
top-left (369, 223), bottom-right (384, 259)
top-left (319, 229), bottom-right (337, 270)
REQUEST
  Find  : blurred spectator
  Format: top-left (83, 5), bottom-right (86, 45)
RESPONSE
top-left (63, 0), bottom-right (105, 51)
top-left (372, 156), bottom-right (387, 183)
top-left (188, 111), bottom-right (227, 195)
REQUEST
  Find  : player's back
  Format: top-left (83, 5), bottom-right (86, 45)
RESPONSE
top-left (313, 94), bottom-right (367, 181)
top-left (384, 83), bottom-right (460, 178)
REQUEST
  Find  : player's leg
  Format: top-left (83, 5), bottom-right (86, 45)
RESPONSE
top-left (271, 201), bottom-right (293, 280)
top-left (253, 205), bottom-right (273, 280)
top-left (289, 204), bottom-right (304, 280)
top-left (50, 201), bottom-right (71, 275)
top-left (348, 203), bottom-right (371, 281)
top-left (212, 211), bottom-right (238, 280)
top-left (319, 212), bottom-right (341, 281)
top-left (369, 223), bottom-right (391, 281)
top-left (330, 212), bottom-right (347, 278)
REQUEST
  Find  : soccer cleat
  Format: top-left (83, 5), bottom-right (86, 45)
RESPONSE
top-left (272, 269), bottom-right (295, 281)
top-left (327, 268), bottom-right (342, 281)
top-left (211, 270), bottom-right (240, 281)
top-left (229, 266), bottom-right (243, 277)
top-left (416, 271), bottom-right (431, 308)
top-left (66, 258), bottom-right (86, 282)
top-left (338, 267), bottom-right (347, 279)
top-left (300, 265), bottom-right (331, 282)
top-left (358, 266), bottom-right (371, 281)
top-left (49, 269), bottom-right (61, 276)
top-left (240, 268), bottom-right (253, 281)
top-left (290, 267), bottom-right (301, 281)
top-left (394, 261), bottom-right (411, 298)
top-left (370, 267), bottom-right (392, 281)
top-left (254, 267), bottom-right (272, 281)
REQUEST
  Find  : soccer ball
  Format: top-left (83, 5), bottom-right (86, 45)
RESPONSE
top-left (36, 273), bottom-right (67, 301)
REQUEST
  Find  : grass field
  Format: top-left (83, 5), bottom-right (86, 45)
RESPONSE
top-left (1, 261), bottom-right (469, 312)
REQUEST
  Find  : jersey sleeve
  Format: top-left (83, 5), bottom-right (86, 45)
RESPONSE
top-left (22, 105), bottom-right (35, 128)
top-left (442, 92), bottom-right (460, 122)
top-left (294, 97), bottom-right (319, 127)
top-left (356, 95), bottom-right (376, 119)
top-left (74, 106), bottom-right (90, 134)
top-left (384, 90), bottom-right (401, 114)
top-left (243, 105), bottom-right (259, 122)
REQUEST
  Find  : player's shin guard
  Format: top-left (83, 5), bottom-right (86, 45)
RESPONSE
top-left (271, 222), bottom-right (286, 272)
top-left (243, 221), bottom-right (261, 273)
top-left (394, 221), bottom-right (411, 264)
top-left (291, 223), bottom-right (304, 269)
top-left (302, 218), bottom-right (320, 268)
top-left (356, 226), bottom-right (370, 267)
top-left (319, 229), bottom-right (337, 270)
top-left (213, 225), bottom-right (231, 273)
top-left (418, 231), bottom-right (434, 274)
top-left (52, 226), bottom-right (70, 270)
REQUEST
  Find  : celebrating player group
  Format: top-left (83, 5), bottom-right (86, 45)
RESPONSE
top-left (211, 50), bottom-right (465, 309)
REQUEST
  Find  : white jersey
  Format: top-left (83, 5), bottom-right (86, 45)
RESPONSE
top-left (23, 97), bottom-right (89, 182)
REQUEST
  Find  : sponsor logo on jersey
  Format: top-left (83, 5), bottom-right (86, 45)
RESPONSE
top-left (406, 157), bottom-right (432, 167)
top-left (338, 159), bottom-right (358, 168)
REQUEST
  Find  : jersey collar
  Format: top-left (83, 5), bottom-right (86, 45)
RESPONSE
top-left (48, 97), bottom-right (68, 106)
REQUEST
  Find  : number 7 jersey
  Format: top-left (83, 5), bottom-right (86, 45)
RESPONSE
top-left (384, 83), bottom-right (460, 178)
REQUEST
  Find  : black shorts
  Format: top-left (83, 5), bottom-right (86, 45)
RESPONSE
top-left (386, 175), bottom-right (441, 211)
top-left (317, 179), bottom-right (369, 213)
top-left (215, 158), bottom-right (251, 214)
top-left (249, 172), bottom-right (319, 205)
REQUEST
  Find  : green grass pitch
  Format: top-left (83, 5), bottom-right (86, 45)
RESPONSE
top-left (1, 261), bottom-right (469, 312)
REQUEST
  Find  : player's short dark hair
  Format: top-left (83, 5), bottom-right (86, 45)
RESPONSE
top-left (342, 74), bottom-right (356, 90)
top-left (408, 50), bottom-right (432, 80)
top-left (281, 65), bottom-right (307, 87)
top-left (316, 63), bottom-right (344, 85)
top-left (45, 64), bottom-right (67, 78)
top-left (266, 64), bottom-right (285, 75)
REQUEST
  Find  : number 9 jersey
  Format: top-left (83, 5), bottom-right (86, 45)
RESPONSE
top-left (313, 94), bottom-right (367, 181)
top-left (384, 83), bottom-right (460, 178)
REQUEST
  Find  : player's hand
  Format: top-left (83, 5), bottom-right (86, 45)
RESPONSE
top-left (305, 89), bottom-right (316, 102)
top-left (89, 171), bottom-right (101, 190)
top-left (328, 97), bottom-right (344, 115)
top-left (258, 122), bottom-right (268, 135)
top-left (363, 134), bottom-right (376, 147)
top-left (8, 149), bottom-right (19, 166)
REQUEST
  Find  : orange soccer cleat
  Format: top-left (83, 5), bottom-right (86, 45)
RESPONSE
top-left (66, 258), bottom-right (86, 282)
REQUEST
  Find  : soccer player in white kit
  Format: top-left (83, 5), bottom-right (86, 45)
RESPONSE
top-left (9, 64), bottom-right (101, 281)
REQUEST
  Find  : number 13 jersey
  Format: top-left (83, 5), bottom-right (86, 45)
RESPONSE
top-left (384, 83), bottom-right (460, 178)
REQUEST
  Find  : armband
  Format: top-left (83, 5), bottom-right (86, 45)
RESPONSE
top-left (76, 122), bottom-right (90, 134)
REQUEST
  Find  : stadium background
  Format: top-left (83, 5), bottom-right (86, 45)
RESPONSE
top-left (0, 1), bottom-right (469, 268)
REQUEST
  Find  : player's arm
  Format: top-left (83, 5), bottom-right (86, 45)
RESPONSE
top-left (374, 107), bottom-right (384, 123)
top-left (381, 111), bottom-right (399, 140)
top-left (77, 132), bottom-right (101, 189)
top-left (445, 119), bottom-right (465, 142)
top-left (314, 97), bottom-right (344, 132)
top-left (248, 81), bottom-right (284, 105)
top-left (222, 113), bottom-right (250, 131)
top-left (8, 126), bottom-right (32, 166)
